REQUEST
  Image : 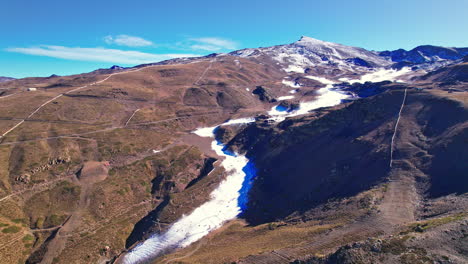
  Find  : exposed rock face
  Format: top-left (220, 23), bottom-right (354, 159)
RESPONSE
top-left (252, 86), bottom-right (277, 102)
top-left (15, 156), bottom-right (71, 184)
top-left (344, 57), bottom-right (373, 68)
top-left (337, 80), bottom-right (393, 98)
top-left (295, 216), bottom-right (468, 264)
top-left (214, 125), bottom-right (237, 144)
top-left (295, 76), bottom-right (326, 88)
top-left (277, 99), bottom-right (300, 112)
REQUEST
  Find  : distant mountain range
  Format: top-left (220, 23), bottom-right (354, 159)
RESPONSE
top-left (0, 76), bottom-right (15, 83)
top-left (229, 36), bottom-right (468, 74)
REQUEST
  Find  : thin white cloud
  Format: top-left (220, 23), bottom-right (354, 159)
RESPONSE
top-left (104, 34), bottom-right (154, 47)
top-left (189, 44), bottom-right (222, 52)
top-left (189, 37), bottom-right (238, 51)
top-left (6, 45), bottom-right (197, 65)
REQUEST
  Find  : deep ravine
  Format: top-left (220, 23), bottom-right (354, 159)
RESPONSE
top-left (119, 76), bottom-right (356, 264)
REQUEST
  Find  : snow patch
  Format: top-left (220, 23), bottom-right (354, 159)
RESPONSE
top-left (284, 65), bottom-right (305, 73)
top-left (122, 118), bottom-right (256, 264)
top-left (289, 89), bottom-right (298, 94)
top-left (277, 95), bottom-right (295, 101)
top-left (268, 75), bottom-right (349, 122)
top-left (193, 126), bottom-right (217, 138)
top-left (282, 79), bottom-right (300, 88)
top-left (305, 76), bottom-right (336, 85)
top-left (341, 67), bottom-right (412, 84)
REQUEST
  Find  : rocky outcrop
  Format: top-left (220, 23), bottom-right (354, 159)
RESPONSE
top-left (15, 156), bottom-right (71, 184)
top-left (344, 57), bottom-right (373, 68)
top-left (337, 80), bottom-right (393, 98)
top-left (295, 215), bottom-right (468, 264)
top-left (253, 86), bottom-right (277, 103)
top-left (277, 99), bottom-right (300, 112)
top-left (295, 76), bottom-right (326, 88)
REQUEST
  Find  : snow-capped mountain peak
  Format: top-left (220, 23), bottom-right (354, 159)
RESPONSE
top-left (296, 36), bottom-right (333, 46)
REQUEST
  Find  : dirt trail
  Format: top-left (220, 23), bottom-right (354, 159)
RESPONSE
top-left (193, 59), bottom-right (215, 85)
top-left (40, 161), bottom-right (109, 264)
top-left (125, 109), bottom-right (140, 126)
top-left (0, 111), bottom-right (223, 146)
top-left (0, 91), bottom-right (23, 100)
top-left (0, 65), bottom-right (155, 141)
top-left (390, 88), bottom-right (408, 167)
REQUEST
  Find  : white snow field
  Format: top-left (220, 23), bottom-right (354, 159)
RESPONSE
top-left (120, 77), bottom-right (351, 264)
top-left (282, 79), bottom-right (300, 88)
top-left (268, 76), bottom-right (349, 121)
top-left (339, 67), bottom-right (412, 84)
top-left (121, 118), bottom-right (254, 264)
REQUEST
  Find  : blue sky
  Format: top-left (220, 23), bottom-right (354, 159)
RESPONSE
top-left (2, 0), bottom-right (468, 78)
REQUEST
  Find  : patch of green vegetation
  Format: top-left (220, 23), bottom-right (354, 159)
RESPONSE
top-left (61, 184), bottom-right (81, 196)
top-left (35, 217), bottom-right (45, 229)
top-left (268, 222), bottom-right (278, 230)
top-left (0, 223), bottom-right (9, 227)
top-left (116, 186), bottom-right (130, 196)
top-left (403, 213), bottom-right (467, 234)
top-left (22, 234), bottom-right (34, 242)
top-left (47, 214), bottom-right (66, 227)
top-left (24, 243), bottom-right (33, 248)
top-left (56, 164), bottom-right (65, 172)
top-left (2, 225), bottom-right (21, 233)
top-left (12, 218), bottom-right (26, 224)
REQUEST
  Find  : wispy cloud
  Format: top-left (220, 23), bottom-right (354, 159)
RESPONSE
top-left (104, 34), bottom-right (154, 47)
top-left (188, 37), bottom-right (238, 51)
top-left (6, 45), bottom-right (197, 64)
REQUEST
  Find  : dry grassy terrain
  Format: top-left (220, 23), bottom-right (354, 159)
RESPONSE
top-left (0, 53), bottom-right (466, 264)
